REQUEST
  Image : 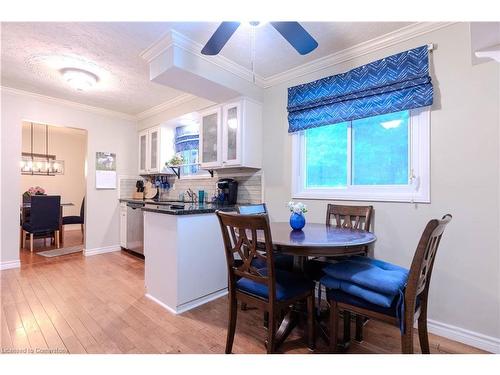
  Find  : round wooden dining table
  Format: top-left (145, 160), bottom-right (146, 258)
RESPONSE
top-left (259, 222), bottom-right (377, 350)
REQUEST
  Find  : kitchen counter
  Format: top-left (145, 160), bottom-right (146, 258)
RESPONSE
top-left (119, 198), bottom-right (180, 205)
top-left (119, 198), bottom-right (237, 215)
top-left (142, 202), bottom-right (236, 215)
top-left (143, 207), bottom-right (228, 314)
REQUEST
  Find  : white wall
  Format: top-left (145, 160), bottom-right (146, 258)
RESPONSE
top-left (262, 23), bottom-right (500, 349)
top-left (1, 89), bottom-right (138, 263)
top-left (21, 123), bottom-right (86, 226)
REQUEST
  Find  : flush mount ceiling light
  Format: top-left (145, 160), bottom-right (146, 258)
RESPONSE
top-left (60, 68), bottom-right (98, 91)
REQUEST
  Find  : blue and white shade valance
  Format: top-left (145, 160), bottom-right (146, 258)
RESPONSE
top-left (287, 45), bottom-right (433, 133)
top-left (175, 125), bottom-right (199, 152)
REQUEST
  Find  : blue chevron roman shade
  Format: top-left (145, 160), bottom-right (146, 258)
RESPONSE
top-left (287, 45), bottom-right (433, 133)
top-left (175, 125), bottom-right (199, 152)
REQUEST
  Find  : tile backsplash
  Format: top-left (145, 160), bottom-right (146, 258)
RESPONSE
top-left (119, 177), bottom-right (139, 199)
top-left (122, 169), bottom-right (263, 204)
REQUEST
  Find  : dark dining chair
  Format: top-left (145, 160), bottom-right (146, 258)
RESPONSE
top-left (62, 197), bottom-right (85, 241)
top-left (325, 204), bottom-right (374, 254)
top-left (237, 203), bottom-right (294, 271)
top-left (236, 204), bottom-right (294, 325)
top-left (306, 204), bottom-right (374, 337)
top-left (216, 210), bottom-right (315, 353)
top-left (21, 195), bottom-right (61, 252)
top-left (326, 214), bottom-right (452, 354)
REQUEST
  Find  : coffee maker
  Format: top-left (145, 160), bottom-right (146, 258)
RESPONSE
top-left (216, 178), bottom-right (238, 205)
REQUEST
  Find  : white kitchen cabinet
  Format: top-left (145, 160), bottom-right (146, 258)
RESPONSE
top-left (138, 125), bottom-right (174, 175)
top-left (199, 97), bottom-right (262, 170)
top-left (199, 107), bottom-right (222, 168)
top-left (119, 202), bottom-right (127, 248)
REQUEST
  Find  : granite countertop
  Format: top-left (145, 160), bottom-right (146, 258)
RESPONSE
top-left (142, 202), bottom-right (237, 215)
top-left (119, 198), bottom-right (180, 206)
top-left (119, 198), bottom-right (237, 215)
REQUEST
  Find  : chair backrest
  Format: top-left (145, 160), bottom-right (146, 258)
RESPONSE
top-left (404, 215), bottom-right (452, 319)
top-left (216, 210), bottom-right (277, 301)
top-left (237, 203), bottom-right (267, 215)
top-left (29, 195), bottom-right (61, 232)
top-left (80, 197), bottom-right (85, 220)
top-left (326, 204), bottom-right (373, 231)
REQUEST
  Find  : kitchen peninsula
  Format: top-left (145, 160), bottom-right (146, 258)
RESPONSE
top-left (141, 202), bottom-right (235, 314)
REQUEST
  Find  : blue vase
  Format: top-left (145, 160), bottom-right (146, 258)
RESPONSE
top-left (290, 212), bottom-right (306, 230)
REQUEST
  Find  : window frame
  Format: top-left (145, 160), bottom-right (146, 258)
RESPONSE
top-left (291, 108), bottom-right (430, 203)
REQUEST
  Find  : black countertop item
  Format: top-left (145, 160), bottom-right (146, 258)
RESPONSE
top-left (141, 202), bottom-right (237, 215)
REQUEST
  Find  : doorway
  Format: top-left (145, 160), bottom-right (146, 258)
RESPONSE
top-left (19, 121), bottom-right (88, 265)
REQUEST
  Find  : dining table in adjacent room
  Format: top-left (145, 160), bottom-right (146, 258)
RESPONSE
top-left (257, 222), bottom-right (377, 350)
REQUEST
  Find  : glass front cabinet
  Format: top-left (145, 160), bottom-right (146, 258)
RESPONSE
top-left (199, 98), bottom-right (262, 170)
top-left (138, 125), bottom-right (173, 175)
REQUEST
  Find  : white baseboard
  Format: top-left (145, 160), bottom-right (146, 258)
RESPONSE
top-left (84, 245), bottom-right (121, 257)
top-left (146, 288), bottom-right (228, 315)
top-left (426, 319), bottom-right (500, 354)
top-left (0, 259), bottom-right (21, 271)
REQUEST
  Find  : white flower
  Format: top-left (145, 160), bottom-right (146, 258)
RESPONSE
top-left (288, 201), bottom-right (307, 214)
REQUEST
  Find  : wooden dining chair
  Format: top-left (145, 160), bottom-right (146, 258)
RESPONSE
top-left (216, 210), bottom-right (315, 353)
top-left (307, 204), bottom-right (374, 339)
top-left (327, 214), bottom-right (452, 354)
top-left (236, 204), bottom-right (294, 325)
top-left (21, 195), bottom-right (61, 252)
top-left (326, 204), bottom-right (374, 253)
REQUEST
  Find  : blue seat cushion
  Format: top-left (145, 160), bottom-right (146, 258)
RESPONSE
top-left (63, 215), bottom-right (84, 225)
top-left (326, 288), bottom-right (399, 317)
top-left (250, 253), bottom-right (294, 271)
top-left (321, 275), bottom-right (396, 307)
top-left (236, 268), bottom-right (314, 301)
top-left (322, 256), bottom-right (408, 297)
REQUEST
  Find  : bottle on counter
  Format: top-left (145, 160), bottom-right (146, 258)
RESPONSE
top-left (198, 190), bottom-right (205, 204)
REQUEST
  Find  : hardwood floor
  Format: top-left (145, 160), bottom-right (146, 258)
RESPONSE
top-left (19, 229), bottom-right (84, 266)
top-left (1, 241), bottom-right (488, 354)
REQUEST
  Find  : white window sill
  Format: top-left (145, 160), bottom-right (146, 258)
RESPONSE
top-left (293, 189), bottom-right (430, 204)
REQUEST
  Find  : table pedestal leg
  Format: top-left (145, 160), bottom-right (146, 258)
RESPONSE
top-left (272, 310), bottom-right (298, 349)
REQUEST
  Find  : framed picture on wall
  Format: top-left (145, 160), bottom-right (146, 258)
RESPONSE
top-left (95, 152), bottom-right (116, 189)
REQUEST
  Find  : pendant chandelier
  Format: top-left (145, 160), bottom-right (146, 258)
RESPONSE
top-left (20, 122), bottom-right (65, 176)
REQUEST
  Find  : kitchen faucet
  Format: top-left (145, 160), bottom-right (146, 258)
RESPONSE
top-left (186, 188), bottom-right (198, 203)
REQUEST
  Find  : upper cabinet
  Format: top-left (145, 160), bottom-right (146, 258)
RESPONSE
top-left (138, 125), bottom-right (174, 175)
top-left (200, 107), bottom-right (222, 168)
top-left (200, 98), bottom-right (262, 170)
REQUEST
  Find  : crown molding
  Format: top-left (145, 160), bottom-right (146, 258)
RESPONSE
top-left (257, 22), bottom-right (458, 88)
top-left (1, 86), bottom-right (137, 121)
top-left (135, 93), bottom-right (196, 120)
top-left (1, 86), bottom-right (201, 123)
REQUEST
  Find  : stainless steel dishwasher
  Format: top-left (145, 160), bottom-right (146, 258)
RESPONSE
top-left (124, 202), bottom-right (144, 255)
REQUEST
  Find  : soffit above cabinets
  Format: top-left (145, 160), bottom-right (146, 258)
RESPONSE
top-left (141, 30), bottom-right (263, 103)
top-left (471, 22), bottom-right (500, 64)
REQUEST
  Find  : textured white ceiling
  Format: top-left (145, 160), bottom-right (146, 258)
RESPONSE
top-left (1, 22), bottom-right (185, 115)
top-left (1, 22), bottom-right (414, 115)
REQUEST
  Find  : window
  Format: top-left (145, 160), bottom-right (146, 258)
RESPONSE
top-left (292, 109), bottom-right (430, 202)
top-left (174, 124), bottom-right (209, 178)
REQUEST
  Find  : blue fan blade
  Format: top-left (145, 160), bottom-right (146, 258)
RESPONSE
top-left (201, 22), bottom-right (241, 55)
top-left (270, 22), bottom-right (318, 55)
